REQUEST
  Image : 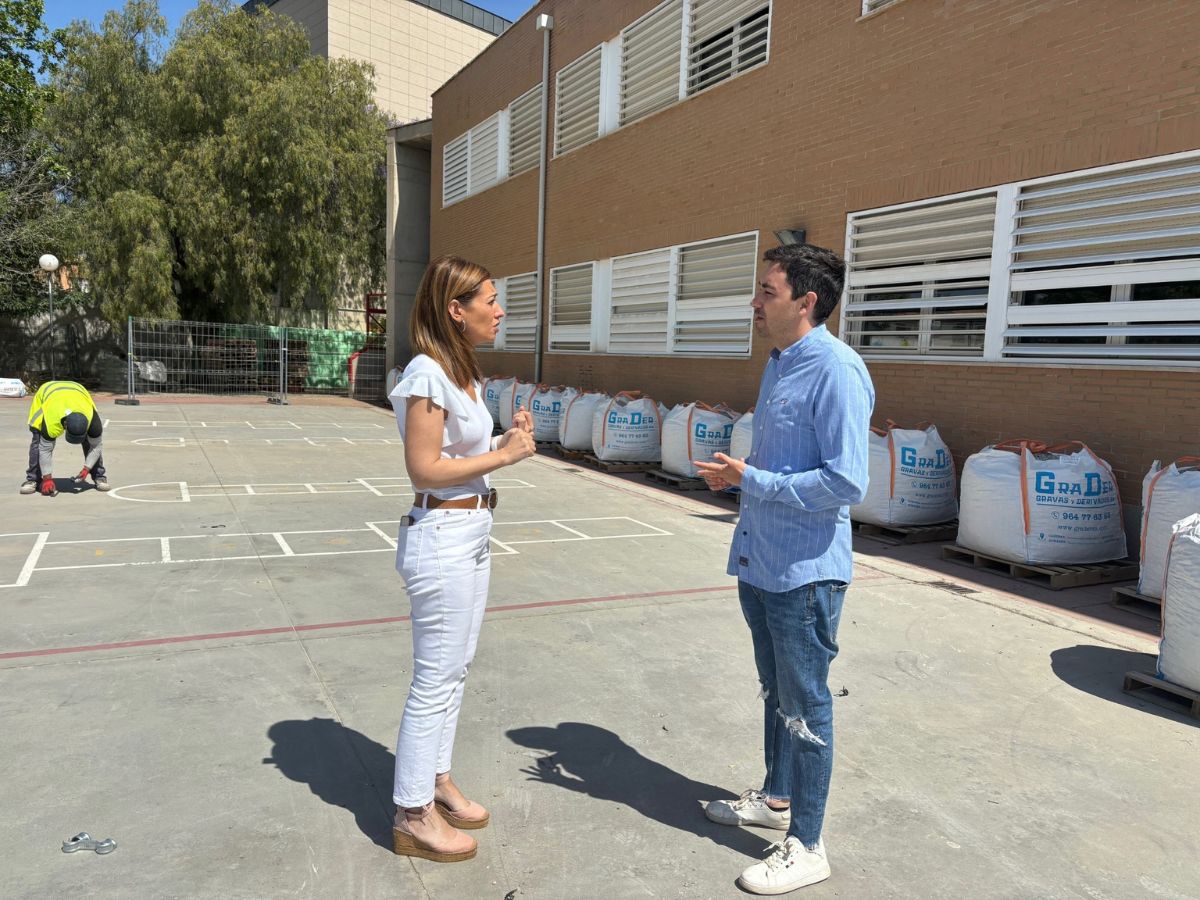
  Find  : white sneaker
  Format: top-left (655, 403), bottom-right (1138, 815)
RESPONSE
top-left (19, 480), bottom-right (37, 495)
top-left (738, 837), bottom-right (830, 895)
top-left (704, 789), bottom-right (790, 830)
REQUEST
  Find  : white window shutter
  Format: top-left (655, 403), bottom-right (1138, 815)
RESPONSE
top-left (508, 85), bottom-right (542, 176)
top-left (844, 194), bottom-right (996, 358)
top-left (555, 47), bottom-right (603, 156)
top-left (502, 272), bottom-right (538, 353)
top-left (610, 249), bottom-right (672, 354)
top-left (442, 133), bottom-right (469, 206)
top-left (687, 0), bottom-right (770, 96)
top-left (620, 0), bottom-right (684, 127)
top-left (550, 263), bottom-right (594, 351)
top-left (674, 233), bottom-right (758, 354)
top-left (863, 0), bottom-right (901, 13)
top-left (468, 114), bottom-right (501, 193)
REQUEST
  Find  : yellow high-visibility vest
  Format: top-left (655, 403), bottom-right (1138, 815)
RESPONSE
top-left (27, 381), bottom-right (97, 440)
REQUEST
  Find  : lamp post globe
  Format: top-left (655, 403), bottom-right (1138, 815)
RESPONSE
top-left (39, 253), bottom-right (60, 378)
top-left (39, 254), bottom-right (59, 272)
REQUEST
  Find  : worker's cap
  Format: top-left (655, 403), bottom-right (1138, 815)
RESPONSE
top-left (63, 412), bottom-right (88, 444)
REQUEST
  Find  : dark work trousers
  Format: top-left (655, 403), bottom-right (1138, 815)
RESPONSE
top-left (25, 418), bottom-right (105, 482)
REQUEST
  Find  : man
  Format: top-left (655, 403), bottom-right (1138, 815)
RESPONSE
top-left (694, 243), bottom-right (874, 895)
top-left (20, 380), bottom-right (111, 496)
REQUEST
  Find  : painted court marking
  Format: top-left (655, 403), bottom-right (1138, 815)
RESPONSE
top-left (131, 436), bottom-right (403, 447)
top-left (104, 419), bottom-right (386, 430)
top-left (108, 477), bottom-right (536, 503)
top-left (3, 517), bottom-right (672, 584)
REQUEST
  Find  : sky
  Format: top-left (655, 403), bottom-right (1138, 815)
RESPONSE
top-left (44, 0), bottom-right (537, 35)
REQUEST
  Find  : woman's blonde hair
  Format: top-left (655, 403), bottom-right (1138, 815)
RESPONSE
top-left (409, 255), bottom-right (492, 390)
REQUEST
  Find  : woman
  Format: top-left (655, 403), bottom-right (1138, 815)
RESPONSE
top-left (389, 256), bottom-right (536, 862)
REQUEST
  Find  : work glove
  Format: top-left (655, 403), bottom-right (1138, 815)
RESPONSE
top-left (40, 477), bottom-right (58, 497)
top-left (73, 467), bottom-right (90, 486)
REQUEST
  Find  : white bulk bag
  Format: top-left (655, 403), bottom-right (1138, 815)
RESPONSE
top-left (729, 409), bottom-right (754, 461)
top-left (531, 386), bottom-right (575, 442)
top-left (484, 376), bottom-right (515, 427)
top-left (852, 422), bottom-right (958, 527)
top-left (1159, 513), bottom-right (1200, 693)
top-left (498, 380), bottom-right (536, 431)
top-left (592, 392), bottom-right (665, 462)
top-left (662, 403), bottom-right (738, 477)
top-left (560, 391), bottom-right (610, 450)
top-left (1138, 458), bottom-right (1200, 599)
top-left (0, 377), bottom-right (28, 398)
top-left (957, 440), bottom-right (1126, 565)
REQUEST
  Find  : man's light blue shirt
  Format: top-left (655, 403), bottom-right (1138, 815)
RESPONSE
top-left (729, 324), bottom-right (876, 592)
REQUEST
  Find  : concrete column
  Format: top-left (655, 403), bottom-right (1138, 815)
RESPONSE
top-left (385, 129), bottom-right (432, 377)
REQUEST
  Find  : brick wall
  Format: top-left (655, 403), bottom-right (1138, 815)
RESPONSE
top-left (431, 0), bottom-right (1200, 501)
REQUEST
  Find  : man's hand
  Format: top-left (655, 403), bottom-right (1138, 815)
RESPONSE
top-left (694, 453), bottom-right (748, 488)
top-left (73, 467), bottom-right (90, 486)
top-left (40, 477), bottom-right (58, 497)
top-left (512, 408), bottom-right (534, 434)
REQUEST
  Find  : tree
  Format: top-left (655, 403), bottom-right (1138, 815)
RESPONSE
top-left (0, 0), bottom-right (66, 133)
top-left (53, 0), bottom-right (388, 325)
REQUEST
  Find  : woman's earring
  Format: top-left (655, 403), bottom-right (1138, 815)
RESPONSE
top-left (456, 319), bottom-right (467, 334)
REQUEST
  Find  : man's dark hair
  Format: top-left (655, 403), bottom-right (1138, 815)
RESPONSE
top-left (762, 243), bottom-right (846, 324)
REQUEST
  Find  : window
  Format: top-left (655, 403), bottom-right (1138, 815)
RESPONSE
top-left (675, 233), bottom-right (758, 353)
top-left (842, 150), bottom-right (1200, 367)
top-left (843, 195), bottom-right (995, 357)
top-left (861, 0), bottom-right (903, 14)
top-left (610, 249), bottom-right (673, 354)
top-left (508, 85), bottom-right (542, 176)
top-left (549, 264), bottom-right (594, 351)
top-left (687, 0), bottom-right (770, 97)
top-left (620, 0), bottom-right (684, 127)
top-left (442, 133), bottom-right (469, 205)
top-left (467, 114), bottom-right (502, 193)
top-left (554, 47), bottom-right (603, 156)
top-left (501, 272), bottom-right (538, 352)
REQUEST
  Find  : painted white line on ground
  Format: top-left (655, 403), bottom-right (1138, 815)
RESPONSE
top-left (131, 436), bottom-right (403, 447)
top-left (0, 532), bottom-right (51, 588)
top-left (108, 477), bottom-right (536, 503)
top-left (14, 518), bottom-right (671, 584)
top-left (108, 420), bottom-right (385, 430)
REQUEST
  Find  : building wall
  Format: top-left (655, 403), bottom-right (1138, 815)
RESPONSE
top-left (431, 0), bottom-right (1200, 501)
top-left (265, 0), bottom-right (329, 55)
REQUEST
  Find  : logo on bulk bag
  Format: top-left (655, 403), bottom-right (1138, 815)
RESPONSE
top-left (609, 410), bottom-right (653, 427)
top-left (1033, 471), bottom-right (1115, 505)
top-left (532, 399), bottom-right (561, 414)
top-left (694, 422), bottom-right (734, 441)
top-left (899, 447), bottom-right (951, 472)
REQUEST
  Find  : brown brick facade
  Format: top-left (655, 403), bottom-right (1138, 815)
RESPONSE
top-left (430, 0), bottom-right (1200, 501)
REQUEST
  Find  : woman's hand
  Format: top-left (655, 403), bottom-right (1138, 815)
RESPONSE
top-left (512, 408), bottom-right (533, 434)
top-left (497, 427), bottom-right (536, 464)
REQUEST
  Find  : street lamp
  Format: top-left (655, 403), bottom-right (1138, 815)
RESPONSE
top-left (39, 253), bottom-right (59, 379)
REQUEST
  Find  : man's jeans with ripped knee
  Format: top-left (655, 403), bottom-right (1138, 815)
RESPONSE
top-left (738, 578), bottom-right (847, 848)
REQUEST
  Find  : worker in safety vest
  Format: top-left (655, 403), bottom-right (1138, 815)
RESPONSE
top-left (21, 380), bottom-right (110, 496)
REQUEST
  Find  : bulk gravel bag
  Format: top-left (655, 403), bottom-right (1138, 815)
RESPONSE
top-left (592, 391), bottom-right (665, 462)
top-left (1159, 513), bottom-right (1200, 693)
top-left (498, 379), bottom-right (536, 431)
top-left (483, 376), bottom-right (515, 427)
top-left (957, 440), bottom-right (1126, 565)
top-left (852, 422), bottom-right (958, 527)
top-left (1138, 458), bottom-right (1200, 599)
top-left (0, 377), bottom-right (28, 398)
top-left (559, 391), bottom-right (609, 450)
top-left (729, 408), bottom-right (754, 460)
top-left (531, 386), bottom-right (576, 442)
top-left (662, 403), bottom-right (738, 478)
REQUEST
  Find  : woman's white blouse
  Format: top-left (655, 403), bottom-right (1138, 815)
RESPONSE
top-left (390, 354), bottom-right (492, 500)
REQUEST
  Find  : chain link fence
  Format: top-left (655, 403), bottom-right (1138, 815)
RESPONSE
top-left (121, 317), bottom-right (386, 405)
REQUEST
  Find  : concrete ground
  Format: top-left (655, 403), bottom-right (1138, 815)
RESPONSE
top-left (1, 395), bottom-right (1196, 900)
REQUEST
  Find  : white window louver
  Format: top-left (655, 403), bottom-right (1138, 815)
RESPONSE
top-left (555, 47), bottom-right (603, 156)
top-left (442, 133), bottom-right (469, 206)
top-left (844, 194), bottom-right (996, 357)
top-left (1004, 156), bottom-right (1200, 361)
top-left (610, 249), bottom-right (672, 354)
top-left (468, 114), bottom-right (501, 193)
top-left (687, 0), bottom-right (770, 97)
top-left (674, 233), bottom-right (758, 354)
top-left (508, 85), bottom-right (542, 177)
top-left (862, 0), bottom-right (902, 14)
top-left (502, 272), bottom-right (538, 353)
top-left (620, 0), bottom-right (684, 127)
top-left (549, 264), bottom-right (594, 351)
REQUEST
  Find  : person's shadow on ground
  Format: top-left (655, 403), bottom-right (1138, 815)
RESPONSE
top-left (507, 722), bottom-right (772, 857)
top-left (264, 718), bottom-right (395, 850)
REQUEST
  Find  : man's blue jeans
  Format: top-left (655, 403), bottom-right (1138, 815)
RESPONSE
top-left (737, 579), bottom-right (847, 848)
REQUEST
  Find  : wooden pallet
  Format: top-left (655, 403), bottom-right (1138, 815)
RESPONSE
top-left (940, 544), bottom-right (1139, 591)
top-left (645, 468), bottom-right (710, 491)
top-left (1111, 585), bottom-right (1162, 621)
top-left (581, 454), bottom-right (658, 474)
top-left (1123, 670), bottom-right (1200, 719)
top-left (851, 519), bottom-right (959, 546)
top-left (555, 445), bottom-right (588, 461)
